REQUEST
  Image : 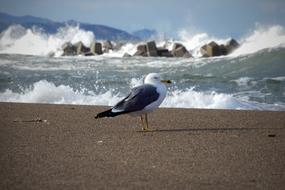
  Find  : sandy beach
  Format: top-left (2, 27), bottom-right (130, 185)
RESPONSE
top-left (0, 102), bottom-right (284, 189)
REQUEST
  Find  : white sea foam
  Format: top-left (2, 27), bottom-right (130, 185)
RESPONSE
top-left (129, 77), bottom-right (144, 88)
top-left (120, 24), bottom-right (285, 59)
top-left (0, 80), bottom-right (278, 110)
top-left (162, 88), bottom-right (249, 109)
top-left (105, 43), bottom-right (138, 57)
top-left (265, 76), bottom-right (285, 81)
top-left (232, 77), bottom-right (253, 86)
top-left (177, 30), bottom-right (230, 57)
top-left (231, 25), bottom-right (285, 56)
top-left (175, 24), bottom-right (285, 57)
top-left (0, 80), bottom-right (121, 105)
top-left (0, 25), bottom-right (94, 56)
top-left (1, 24), bottom-right (285, 58)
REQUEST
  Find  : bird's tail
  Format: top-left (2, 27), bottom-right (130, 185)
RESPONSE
top-left (95, 109), bottom-right (122, 119)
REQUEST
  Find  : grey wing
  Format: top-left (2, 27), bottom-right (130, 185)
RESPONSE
top-left (112, 84), bottom-right (159, 113)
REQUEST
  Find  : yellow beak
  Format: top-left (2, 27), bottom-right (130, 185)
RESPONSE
top-left (161, 79), bottom-right (172, 84)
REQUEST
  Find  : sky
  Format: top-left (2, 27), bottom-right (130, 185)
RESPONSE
top-left (0, 0), bottom-right (285, 38)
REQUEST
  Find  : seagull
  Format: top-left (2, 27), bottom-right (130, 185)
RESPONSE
top-left (95, 73), bottom-right (171, 131)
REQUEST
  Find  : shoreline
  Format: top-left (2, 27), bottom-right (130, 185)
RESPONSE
top-left (0, 102), bottom-right (284, 189)
top-left (1, 101), bottom-right (285, 112)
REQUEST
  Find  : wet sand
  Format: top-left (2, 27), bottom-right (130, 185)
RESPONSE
top-left (0, 102), bottom-right (284, 189)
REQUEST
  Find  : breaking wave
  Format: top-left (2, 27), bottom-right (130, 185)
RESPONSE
top-left (0, 80), bottom-right (282, 110)
top-left (0, 24), bottom-right (94, 56)
top-left (0, 24), bottom-right (285, 57)
top-left (231, 25), bottom-right (285, 56)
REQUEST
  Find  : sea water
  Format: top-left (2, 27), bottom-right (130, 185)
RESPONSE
top-left (0, 24), bottom-right (285, 111)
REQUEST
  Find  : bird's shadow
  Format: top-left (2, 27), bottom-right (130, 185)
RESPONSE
top-left (136, 127), bottom-right (283, 133)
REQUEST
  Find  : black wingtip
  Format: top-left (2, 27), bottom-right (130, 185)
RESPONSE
top-left (95, 109), bottom-right (119, 119)
top-left (95, 107), bottom-right (130, 120)
top-left (94, 113), bottom-right (105, 119)
top-left (95, 110), bottom-right (109, 119)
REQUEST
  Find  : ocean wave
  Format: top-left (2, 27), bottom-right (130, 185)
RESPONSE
top-left (264, 76), bottom-right (285, 82)
top-left (1, 24), bottom-right (285, 58)
top-left (231, 25), bottom-right (285, 56)
top-left (231, 77), bottom-right (254, 87)
top-left (0, 24), bottom-right (94, 56)
top-left (0, 80), bottom-right (121, 105)
top-left (0, 80), bottom-right (283, 110)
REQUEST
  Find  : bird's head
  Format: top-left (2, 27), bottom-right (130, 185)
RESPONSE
top-left (144, 73), bottom-right (172, 85)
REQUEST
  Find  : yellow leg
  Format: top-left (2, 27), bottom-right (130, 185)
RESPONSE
top-left (145, 114), bottom-right (149, 130)
top-left (139, 114), bottom-right (156, 132)
top-left (140, 115), bottom-right (146, 131)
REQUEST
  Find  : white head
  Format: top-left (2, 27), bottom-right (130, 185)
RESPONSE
top-left (144, 73), bottom-right (161, 85)
top-left (144, 73), bottom-right (171, 85)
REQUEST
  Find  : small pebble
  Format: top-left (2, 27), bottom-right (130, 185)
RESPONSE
top-left (97, 140), bottom-right (103, 144)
